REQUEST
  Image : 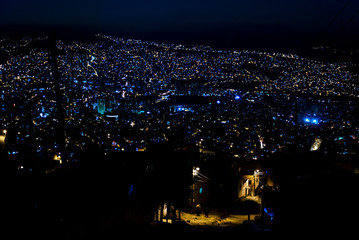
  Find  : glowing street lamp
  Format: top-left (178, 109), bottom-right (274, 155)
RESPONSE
top-left (192, 167), bottom-right (200, 176)
top-left (192, 166), bottom-right (200, 209)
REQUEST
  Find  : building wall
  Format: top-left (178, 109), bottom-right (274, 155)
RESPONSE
top-left (97, 99), bottom-right (106, 114)
top-left (238, 174), bottom-right (254, 198)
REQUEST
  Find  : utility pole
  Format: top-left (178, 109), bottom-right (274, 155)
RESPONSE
top-left (49, 29), bottom-right (66, 165)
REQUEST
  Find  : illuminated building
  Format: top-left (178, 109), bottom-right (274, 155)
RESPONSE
top-left (97, 99), bottom-right (106, 114)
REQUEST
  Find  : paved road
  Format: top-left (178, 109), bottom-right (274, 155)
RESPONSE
top-left (181, 210), bottom-right (259, 227)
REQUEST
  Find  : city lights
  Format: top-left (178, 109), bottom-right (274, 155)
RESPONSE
top-left (0, 31), bottom-right (358, 233)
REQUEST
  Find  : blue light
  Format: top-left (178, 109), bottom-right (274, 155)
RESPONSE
top-left (235, 95), bottom-right (240, 100)
top-left (304, 117), bottom-right (319, 124)
top-left (216, 100), bottom-right (221, 104)
top-left (128, 185), bottom-right (134, 195)
top-left (199, 187), bottom-right (203, 194)
top-left (264, 207), bottom-right (275, 221)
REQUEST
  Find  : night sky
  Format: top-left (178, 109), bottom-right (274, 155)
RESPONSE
top-left (1, 0), bottom-right (359, 50)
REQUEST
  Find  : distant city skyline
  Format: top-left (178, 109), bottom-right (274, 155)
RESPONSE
top-left (1, 0), bottom-right (359, 51)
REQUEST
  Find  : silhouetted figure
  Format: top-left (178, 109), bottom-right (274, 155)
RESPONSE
top-left (195, 204), bottom-right (201, 216)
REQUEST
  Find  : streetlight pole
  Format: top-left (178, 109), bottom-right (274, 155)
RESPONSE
top-left (192, 166), bottom-right (199, 211)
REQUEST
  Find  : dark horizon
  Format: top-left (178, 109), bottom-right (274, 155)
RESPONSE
top-left (2, 23), bottom-right (359, 64)
top-left (0, 25), bottom-right (359, 53)
top-left (2, 0), bottom-right (359, 53)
